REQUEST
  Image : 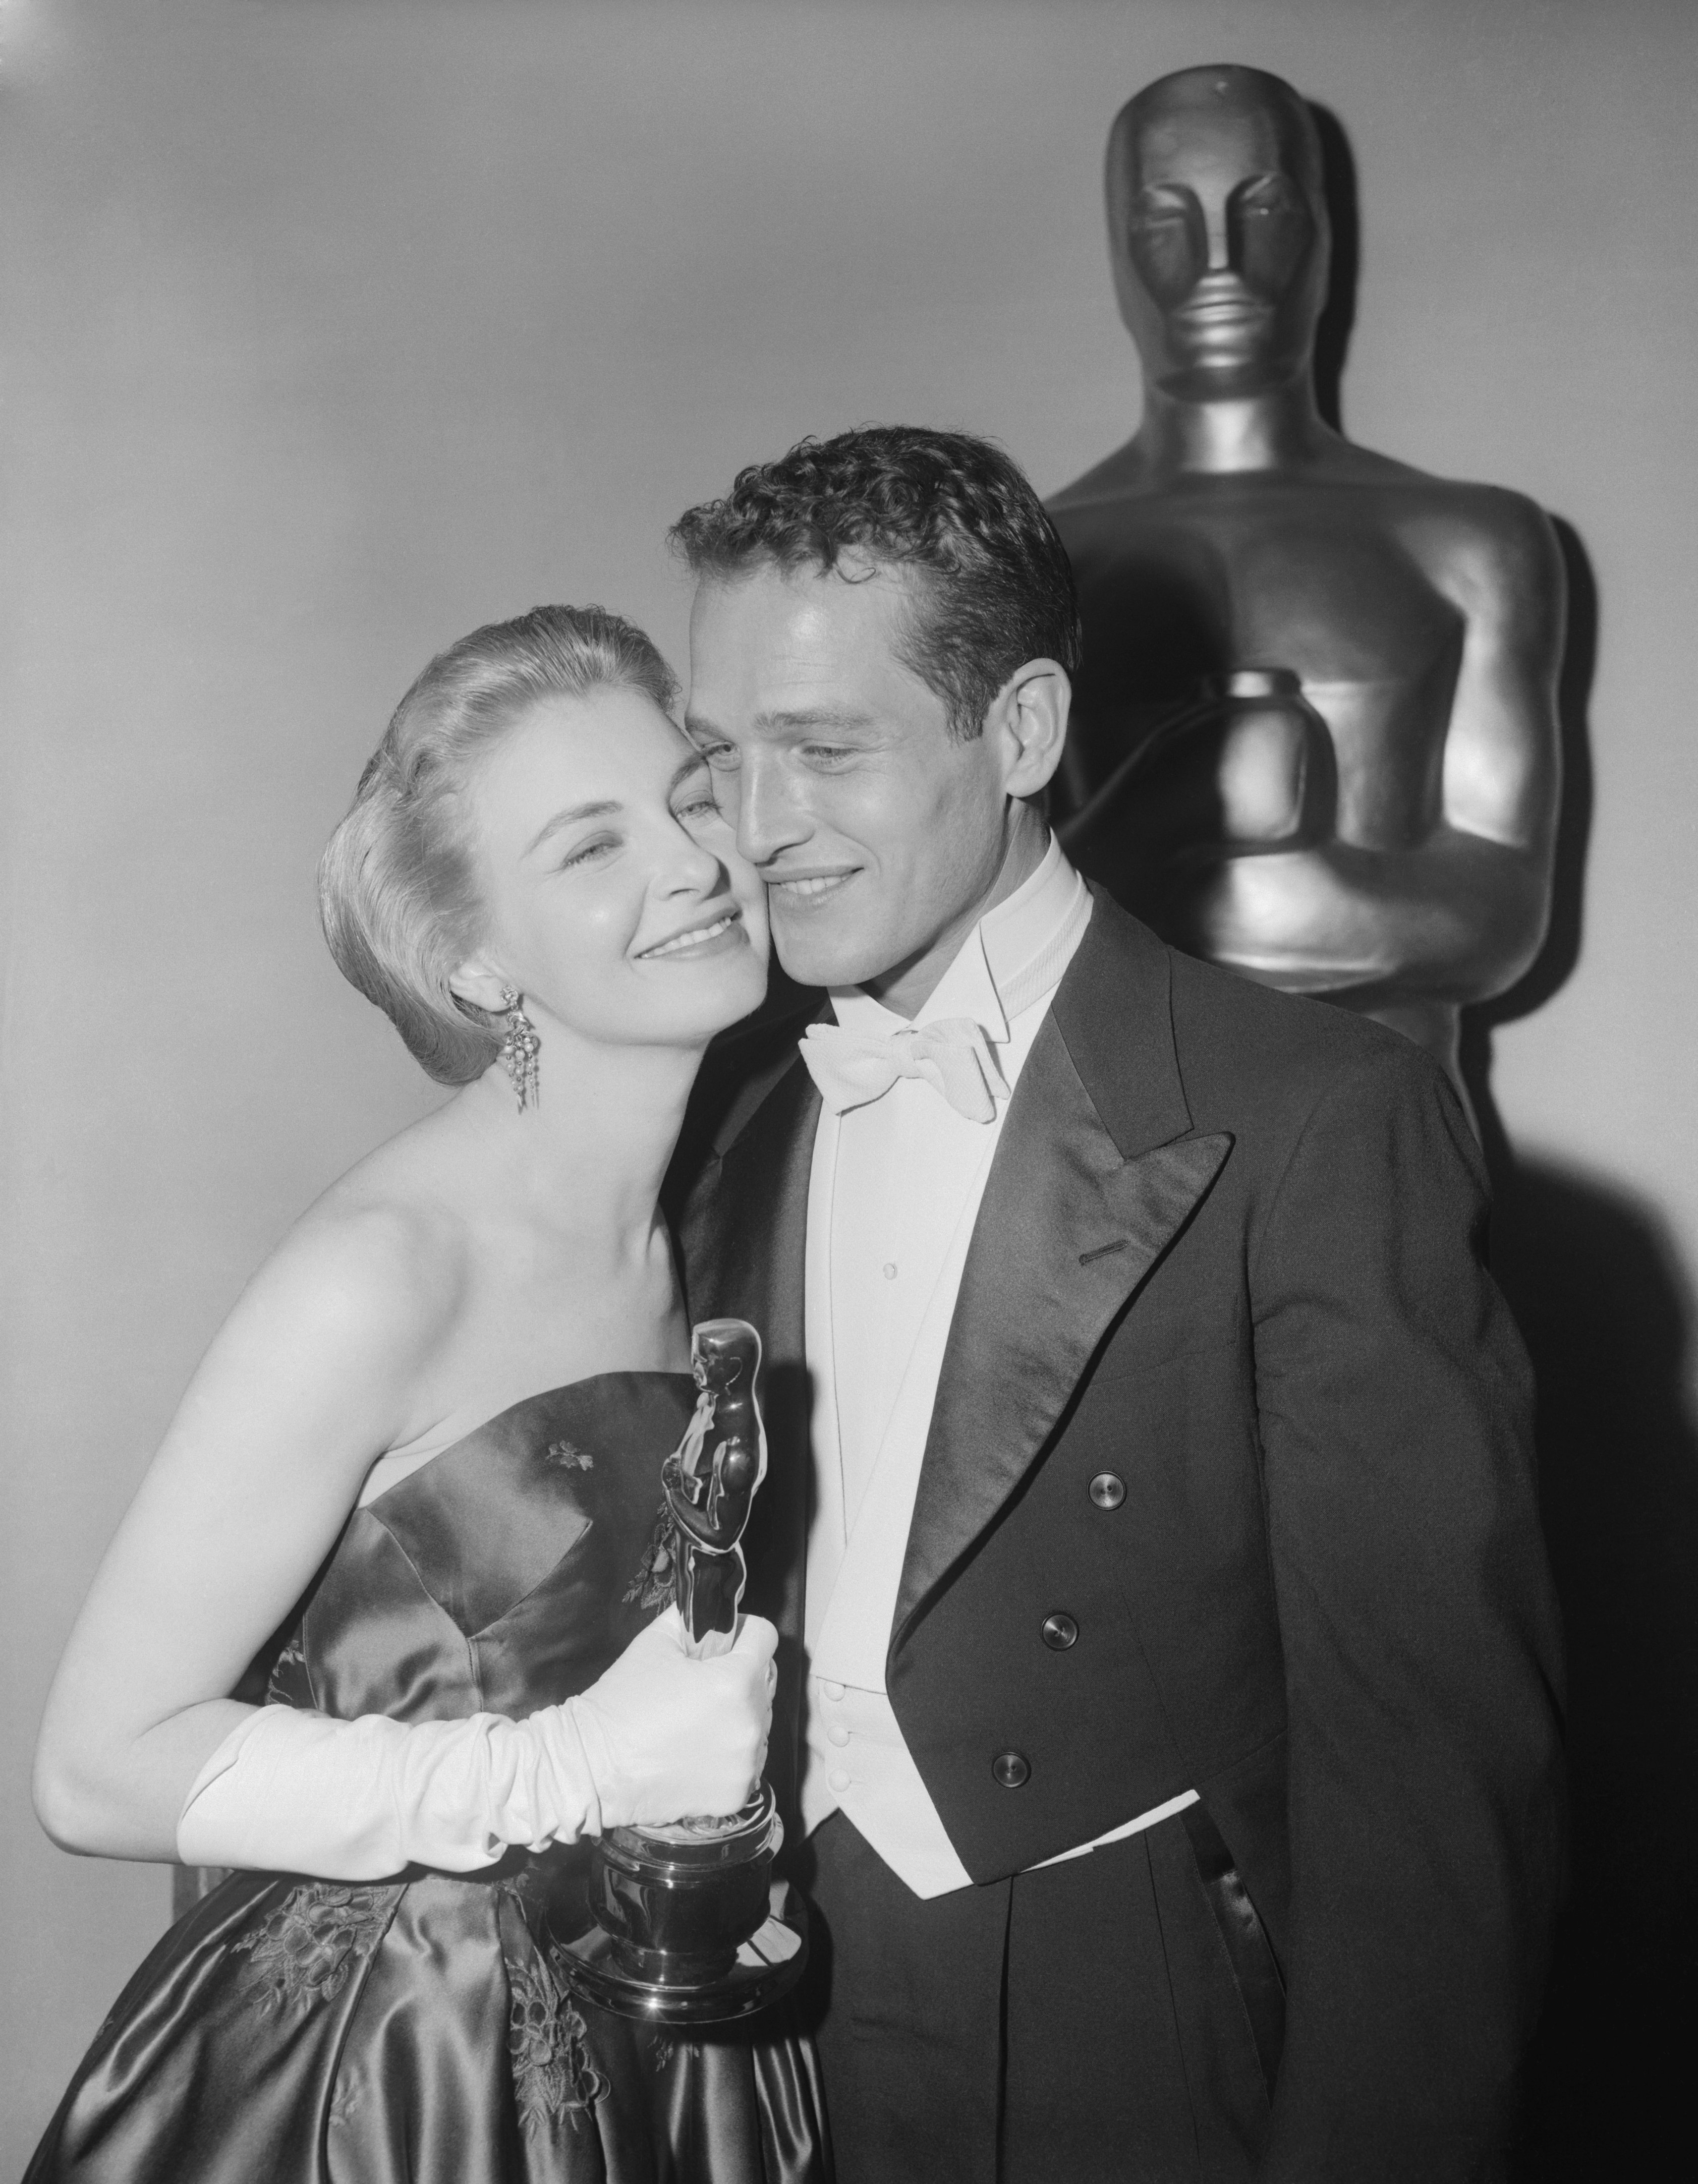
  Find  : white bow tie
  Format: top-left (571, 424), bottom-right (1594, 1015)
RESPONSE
top-left (799, 1016), bottom-right (1010, 1123)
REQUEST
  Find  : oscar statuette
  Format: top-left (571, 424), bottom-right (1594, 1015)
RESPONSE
top-left (558, 1318), bottom-right (808, 2025)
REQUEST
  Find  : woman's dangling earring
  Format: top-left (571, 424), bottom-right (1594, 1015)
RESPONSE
top-left (499, 989), bottom-right (541, 1112)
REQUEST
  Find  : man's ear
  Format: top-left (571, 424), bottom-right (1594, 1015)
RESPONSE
top-left (447, 952), bottom-right (511, 1018)
top-left (988, 659), bottom-right (1071, 798)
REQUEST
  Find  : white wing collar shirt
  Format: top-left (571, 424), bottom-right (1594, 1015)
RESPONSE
top-left (795, 836), bottom-right (1197, 1899)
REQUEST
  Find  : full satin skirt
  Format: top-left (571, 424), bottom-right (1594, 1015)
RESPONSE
top-left (25, 1862), bottom-right (827, 2184)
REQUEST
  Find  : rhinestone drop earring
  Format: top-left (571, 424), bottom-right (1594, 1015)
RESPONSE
top-left (499, 989), bottom-right (541, 1112)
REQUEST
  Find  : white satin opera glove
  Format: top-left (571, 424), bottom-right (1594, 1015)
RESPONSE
top-left (177, 1605), bottom-right (777, 1880)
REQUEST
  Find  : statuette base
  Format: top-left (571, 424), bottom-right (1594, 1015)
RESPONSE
top-left (561, 1785), bottom-right (808, 2024)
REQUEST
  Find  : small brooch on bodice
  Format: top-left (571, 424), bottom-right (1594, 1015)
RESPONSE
top-left (545, 1439), bottom-right (595, 1472)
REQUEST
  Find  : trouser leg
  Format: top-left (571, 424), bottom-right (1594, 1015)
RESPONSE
top-left (795, 1812), bottom-right (1009, 2184)
top-left (1001, 1822), bottom-right (1272, 2183)
top-left (799, 1811), bottom-right (1272, 2184)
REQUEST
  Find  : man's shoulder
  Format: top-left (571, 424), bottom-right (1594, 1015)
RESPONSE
top-left (1109, 940), bottom-right (1485, 1255)
top-left (1169, 946), bottom-right (1434, 1109)
top-left (1071, 896), bottom-right (1453, 1147)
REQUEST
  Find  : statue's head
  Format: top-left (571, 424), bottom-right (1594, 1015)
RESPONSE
top-left (1106, 64), bottom-right (1329, 402)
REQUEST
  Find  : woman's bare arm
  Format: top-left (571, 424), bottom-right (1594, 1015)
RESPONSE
top-left (33, 1201), bottom-right (458, 1862)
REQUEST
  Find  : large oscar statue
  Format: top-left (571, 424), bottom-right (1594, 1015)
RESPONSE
top-left (1049, 64), bottom-right (1565, 1103)
top-left (560, 1320), bottom-right (807, 2025)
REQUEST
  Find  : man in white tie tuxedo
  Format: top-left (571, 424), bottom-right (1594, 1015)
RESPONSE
top-left (665, 427), bottom-right (1563, 2182)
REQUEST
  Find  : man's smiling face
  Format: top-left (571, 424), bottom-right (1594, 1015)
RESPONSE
top-left (685, 559), bottom-right (1017, 1005)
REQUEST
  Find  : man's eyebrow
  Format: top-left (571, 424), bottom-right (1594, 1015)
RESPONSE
top-left (523, 799), bottom-right (619, 856)
top-left (684, 707), bottom-right (878, 739)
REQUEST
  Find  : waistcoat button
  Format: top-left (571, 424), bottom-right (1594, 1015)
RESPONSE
top-left (1041, 1612), bottom-right (1079, 1650)
top-left (992, 1750), bottom-right (1031, 1789)
top-left (1089, 1471), bottom-right (1126, 1510)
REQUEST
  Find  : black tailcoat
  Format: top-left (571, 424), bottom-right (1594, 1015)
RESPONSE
top-left (669, 894), bottom-right (1564, 2179)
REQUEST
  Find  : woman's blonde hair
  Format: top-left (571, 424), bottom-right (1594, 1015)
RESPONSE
top-left (319, 604), bottom-right (678, 1083)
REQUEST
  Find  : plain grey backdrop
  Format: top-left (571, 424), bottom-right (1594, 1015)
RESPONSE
top-left (5, 0), bottom-right (1696, 2166)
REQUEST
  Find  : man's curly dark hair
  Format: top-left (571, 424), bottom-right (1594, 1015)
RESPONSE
top-left (670, 425), bottom-right (1082, 739)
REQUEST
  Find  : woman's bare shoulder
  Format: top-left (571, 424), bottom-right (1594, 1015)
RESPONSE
top-left (210, 1104), bottom-right (483, 1422)
top-left (300, 1101), bottom-right (475, 1244)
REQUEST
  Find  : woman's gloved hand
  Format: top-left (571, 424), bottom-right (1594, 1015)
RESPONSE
top-left (565, 1604), bottom-right (776, 1828)
top-left (176, 1607), bottom-right (780, 1880)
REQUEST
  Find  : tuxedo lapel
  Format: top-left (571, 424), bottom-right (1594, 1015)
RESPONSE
top-left (892, 899), bottom-right (1231, 1645)
top-left (682, 1051), bottom-right (818, 1374)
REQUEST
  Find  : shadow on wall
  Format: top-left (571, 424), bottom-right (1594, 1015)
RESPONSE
top-left (1491, 1148), bottom-right (1698, 2177)
top-left (1461, 523), bottom-right (1698, 2171)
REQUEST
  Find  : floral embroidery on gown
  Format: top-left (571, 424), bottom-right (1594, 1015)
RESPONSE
top-left (25, 1373), bottom-right (829, 2184)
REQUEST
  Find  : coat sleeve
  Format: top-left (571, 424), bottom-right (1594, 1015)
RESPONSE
top-left (1250, 1042), bottom-right (1564, 2181)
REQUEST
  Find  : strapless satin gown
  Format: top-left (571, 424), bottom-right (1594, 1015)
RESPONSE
top-left (25, 1373), bottom-right (829, 2184)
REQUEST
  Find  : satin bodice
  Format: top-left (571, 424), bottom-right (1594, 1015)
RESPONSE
top-left (269, 1372), bottom-right (700, 1726)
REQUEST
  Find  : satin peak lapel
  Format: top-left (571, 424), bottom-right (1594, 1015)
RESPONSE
top-left (681, 1054), bottom-right (818, 1372)
top-left (893, 1016), bottom-right (1230, 1644)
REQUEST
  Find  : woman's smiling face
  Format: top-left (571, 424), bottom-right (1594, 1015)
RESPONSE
top-left (454, 684), bottom-right (770, 1055)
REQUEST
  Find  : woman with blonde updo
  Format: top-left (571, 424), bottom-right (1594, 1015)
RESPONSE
top-left (28, 606), bottom-right (827, 2183)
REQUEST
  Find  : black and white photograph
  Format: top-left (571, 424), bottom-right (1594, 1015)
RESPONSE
top-left (4, 2), bottom-right (1695, 2177)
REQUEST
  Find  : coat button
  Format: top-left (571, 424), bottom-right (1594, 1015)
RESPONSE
top-left (1041, 1612), bottom-right (1079, 1650)
top-left (1089, 1471), bottom-right (1126, 1510)
top-left (992, 1750), bottom-right (1031, 1789)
